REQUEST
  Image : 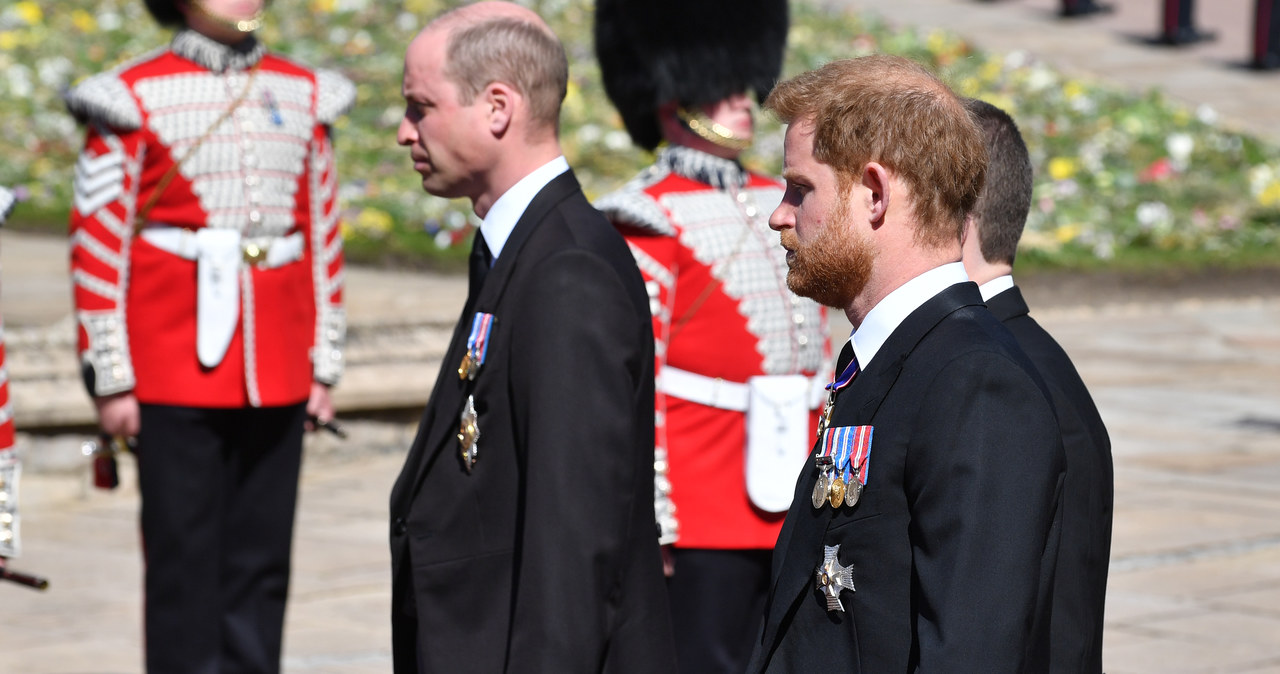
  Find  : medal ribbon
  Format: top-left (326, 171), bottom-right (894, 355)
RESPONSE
top-left (466, 312), bottom-right (495, 368)
top-left (831, 426), bottom-right (855, 482)
top-left (825, 353), bottom-right (859, 393)
top-left (848, 425), bottom-right (873, 485)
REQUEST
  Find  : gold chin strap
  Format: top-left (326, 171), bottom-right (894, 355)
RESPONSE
top-left (189, 0), bottom-right (265, 33)
top-left (676, 107), bottom-right (752, 151)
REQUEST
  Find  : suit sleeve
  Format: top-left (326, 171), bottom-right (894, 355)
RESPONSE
top-left (305, 123), bottom-right (345, 386)
top-left (904, 351), bottom-right (1065, 672)
top-left (69, 122), bottom-right (145, 397)
top-left (506, 247), bottom-right (648, 671)
top-left (621, 231), bottom-right (680, 544)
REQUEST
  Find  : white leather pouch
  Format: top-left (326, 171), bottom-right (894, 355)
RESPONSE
top-left (195, 228), bottom-right (242, 368)
top-left (745, 374), bottom-right (812, 512)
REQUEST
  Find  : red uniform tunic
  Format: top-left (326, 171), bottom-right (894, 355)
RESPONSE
top-left (598, 146), bottom-right (831, 549)
top-left (65, 30), bottom-right (351, 407)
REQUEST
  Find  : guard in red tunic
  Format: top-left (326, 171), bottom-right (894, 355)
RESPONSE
top-left (595, 2), bottom-right (832, 671)
top-left (64, 1), bottom-right (352, 670)
top-left (0, 186), bottom-right (19, 568)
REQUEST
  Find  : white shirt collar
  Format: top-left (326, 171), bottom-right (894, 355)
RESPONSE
top-left (479, 156), bottom-right (570, 260)
top-left (978, 274), bottom-right (1015, 302)
top-left (848, 262), bottom-right (970, 370)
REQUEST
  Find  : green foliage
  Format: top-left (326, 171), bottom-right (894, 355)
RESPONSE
top-left (1, 0), bottom-right (1277, 269)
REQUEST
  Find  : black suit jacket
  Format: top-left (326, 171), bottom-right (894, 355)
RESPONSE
top-left (748, 282), bottom-right (1066, 673)
top-left (388, 171), bottom-right (676, 673)
top-left (987, 285), bottom-right (1113, 674)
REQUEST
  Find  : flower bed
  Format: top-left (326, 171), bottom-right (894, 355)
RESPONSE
top-left (1, 0), bottom-right (1276, 268)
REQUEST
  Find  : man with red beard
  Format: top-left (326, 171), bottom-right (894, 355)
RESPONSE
top-left (747, 55), bottom-right (1066, 673)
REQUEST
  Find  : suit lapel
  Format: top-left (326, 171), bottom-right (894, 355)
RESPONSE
top-left (757, 282), bottom-right (986, 661)
top-left (402, 171), bottom-right (583, 501)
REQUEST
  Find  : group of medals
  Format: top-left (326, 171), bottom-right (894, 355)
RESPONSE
top-left (457, 312), bottom-right (494, 473)
top-left (812, 353), bottom-right (870, 510)
top-left (812, 424), bottom-right (873, 510)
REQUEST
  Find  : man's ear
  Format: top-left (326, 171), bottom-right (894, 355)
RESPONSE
top-left (863, 161), bottom-right (891, 225)
top-left (485, 82), bottom-right (516, 137)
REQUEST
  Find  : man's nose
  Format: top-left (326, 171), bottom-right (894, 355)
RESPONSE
top-left (396, 117), bottom-right (415, 146)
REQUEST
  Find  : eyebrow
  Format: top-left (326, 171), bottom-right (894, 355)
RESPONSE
top-left (781, 168), bottom-right (806, 183)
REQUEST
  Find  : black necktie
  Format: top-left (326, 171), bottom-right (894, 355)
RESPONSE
top-left (834, 340), bottom-right (856, 380)
top-left (468, 230), bottom-right (492, 298)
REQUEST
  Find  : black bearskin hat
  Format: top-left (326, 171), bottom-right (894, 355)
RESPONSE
top-left (145, 0), bottom-right (184, 26)
top-left (594, 0), bottom-right (789, 151)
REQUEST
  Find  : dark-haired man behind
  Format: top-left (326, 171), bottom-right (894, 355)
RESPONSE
top-left (388, 2), bottom-right (675, 672)
top-left (962, 97), bottom-right (1113, 674)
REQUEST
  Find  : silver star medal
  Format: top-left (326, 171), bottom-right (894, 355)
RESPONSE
top-left (458, 395), bottom-right (480, 473)
top-left (815, 544), bottom-right (856, 612)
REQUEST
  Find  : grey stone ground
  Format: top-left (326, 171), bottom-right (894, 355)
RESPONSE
top-left (3, 1), bottom-right (1280, 672)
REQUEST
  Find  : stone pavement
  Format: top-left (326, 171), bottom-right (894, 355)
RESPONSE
top-left (4, 1), bottom-right (1280, 671)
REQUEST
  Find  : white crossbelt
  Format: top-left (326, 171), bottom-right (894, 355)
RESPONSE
top-left (657, 366), bottom-right (828, 412)
top-left (140, 227), bottom-right (305, 269)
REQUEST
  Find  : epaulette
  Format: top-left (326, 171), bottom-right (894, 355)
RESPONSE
top-left (594, 165), bottom-right (676, 237)
top-left (63, 49), bottom-right (165, 131)
top-left (315, 69), bottom-right (356, 126)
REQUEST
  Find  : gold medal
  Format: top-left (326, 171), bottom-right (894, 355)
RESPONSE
top-left (828, 476), bottom-right (846, 508)
top-left (817, 394), bottom-right (834, 438)
top-left (457, 351), bottom-right (474, 381)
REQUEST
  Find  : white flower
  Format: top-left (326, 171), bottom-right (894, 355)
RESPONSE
top-left (1135, 201), bottom-right (1171, 229)
top-left (37, 56), bottom-right (74, 89)
top-left (396, 12), bottom-right (417, 33)
top-left (604, 130), bottom-right (632, 151)
top-left (329, 27), bottom-right (350, 45)
top-left (5, 64), bottom-right (33, 99)
top-left (576, 124), bottom-right (602, 145)
top-left (1195, 104), bottom-right (1218, 126)
top-left (434, 230), bottom-right (453, 249)
top-left (1165, 133), bottom-right (1194, 169)
top-left (96, 10), bottom-right (122, 31)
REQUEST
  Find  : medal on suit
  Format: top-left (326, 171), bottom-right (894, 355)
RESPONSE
top-left (458, 312), bottom-right (495, 381)
top-left (828, 474), bottom-right (846, 508)
top-left (458, 395), bottom-right (481, 472)
top-left (815, 544), bottom-right (856, 612)
top-left (811, 455), bottom-right (833, 509)
top-left (845, 467), bottom-right (862, 507)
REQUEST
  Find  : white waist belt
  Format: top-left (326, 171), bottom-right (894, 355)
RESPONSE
top-left (657, 366), bottom-right (828, 412)
top-left (140, 227), bottom-right (305, 269)
top-left (139, 227), bottom-right (305, 368)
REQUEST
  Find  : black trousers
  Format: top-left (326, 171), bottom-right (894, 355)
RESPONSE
top-left (137, 403), bottom-right (306, 674)
top-left (666, 548), bottom-right (772, 674)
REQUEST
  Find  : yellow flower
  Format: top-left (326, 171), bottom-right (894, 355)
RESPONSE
top-left (1259, 180), bottom-right (1280, 208)
top-left (1054, 223), bottom-right (1082, 244)
top-left (1063, 81), bottom-right (1084, 100)
top-left (980, 58), bottom-right (1002, 83)
top-left (355, 207), bottom-right (393, 234)
top-left (0, 32), bottom-right (16, 51)
top-left (14, 1), bottom-right (42, 25)
top-left (71, 9), bottom-right (97, 33)
top-left (310, 0), bottom-right (335, 13)
top-left (1047, 157), bottom-right (1078, 181)
top-left (959, 77), bottom-right (980, 97)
